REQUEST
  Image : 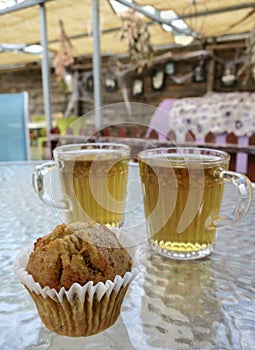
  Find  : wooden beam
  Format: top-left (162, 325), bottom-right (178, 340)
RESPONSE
top-left (206, 42), bottom-right (246, 51)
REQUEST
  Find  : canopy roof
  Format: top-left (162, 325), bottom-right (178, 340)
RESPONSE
top-left (0, 0), bottom-right (255, 69)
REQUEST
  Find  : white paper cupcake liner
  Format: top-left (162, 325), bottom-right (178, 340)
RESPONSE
top-left (13, 238), bottom-right (140, 337)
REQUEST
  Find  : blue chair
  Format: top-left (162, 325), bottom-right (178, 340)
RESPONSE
top-left (0, 92), bottom-right (30, 161)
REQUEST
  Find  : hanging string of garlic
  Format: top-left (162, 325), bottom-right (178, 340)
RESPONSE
top-left (120, 9), bottom-right (153, 74)
top-left (53, 19), bottom-right (74, 81)
top-left (238, 22), bottom-right (255, 84)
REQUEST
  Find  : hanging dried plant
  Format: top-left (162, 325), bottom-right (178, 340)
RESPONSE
top-left (238, 20), bottom-right (255, 84)
top-left (53, 19), bottom-right (74, 81)
top-left (120, 9), bottom-right (153, 73)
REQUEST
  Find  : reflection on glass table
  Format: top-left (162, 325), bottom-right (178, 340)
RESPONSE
top-left (0, 162), bottom-right (254, 350)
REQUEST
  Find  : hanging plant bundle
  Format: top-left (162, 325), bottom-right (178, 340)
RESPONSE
top-left (120, 9), bottom-right (153, 73)
top-left (53, 19), bottom-right (74, 92)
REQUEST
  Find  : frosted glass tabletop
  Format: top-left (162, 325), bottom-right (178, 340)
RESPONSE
top-left (0, 162), bottom-right (254, 350)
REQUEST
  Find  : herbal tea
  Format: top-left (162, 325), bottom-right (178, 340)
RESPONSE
top-left (59, 150), bottom-right (129, 227)
top-left (139, 150), bottom-right (229, 259)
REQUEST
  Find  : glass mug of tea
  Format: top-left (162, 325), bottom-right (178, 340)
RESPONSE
top-left (138, 147), bottom-right (253, 260)
top-left (32, 143), bottom-right (130, 228)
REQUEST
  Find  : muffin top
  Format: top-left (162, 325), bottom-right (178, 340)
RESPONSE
top-left (26, 221), bottom-right (132, 291)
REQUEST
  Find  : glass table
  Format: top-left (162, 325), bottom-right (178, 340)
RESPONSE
top-left (0, 161), bottom-right (254, 350)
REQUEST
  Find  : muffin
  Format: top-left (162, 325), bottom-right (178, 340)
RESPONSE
top-left (14, 221), bottom-right (138, 337)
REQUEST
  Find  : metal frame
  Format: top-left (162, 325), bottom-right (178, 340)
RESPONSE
top-left (92, 0), bottom-right (102, 130)
top-left (39, 2), bottom-right (52, 136)
top-left (1, 0), bottom-right (255, 134)
top-left (0, 0), bottom-right (54, 134)
top-left (0, 0), bottom-right (103, 133)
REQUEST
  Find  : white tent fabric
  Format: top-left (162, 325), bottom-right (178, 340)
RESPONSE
top-left (1, 1), bottom-right (255, 68)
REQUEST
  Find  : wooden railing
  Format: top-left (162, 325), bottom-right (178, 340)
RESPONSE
top-left (47, 123), bottom-right (255, 182)
top-left (147, 128), bottom-right (255, 182)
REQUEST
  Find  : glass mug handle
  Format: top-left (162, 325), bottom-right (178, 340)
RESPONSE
top-left (210, 168), bottom-right (254, 228)
top-left (32, 162), bottom-right (70, 210)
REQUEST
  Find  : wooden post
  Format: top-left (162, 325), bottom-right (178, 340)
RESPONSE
top-left (207, 52), bottom-right (215, 92)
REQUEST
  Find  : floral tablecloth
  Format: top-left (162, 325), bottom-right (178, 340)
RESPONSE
top-left (146, 93), bottom-right (255, 175)
top-left (169, 92), bottom-right (255, 142)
